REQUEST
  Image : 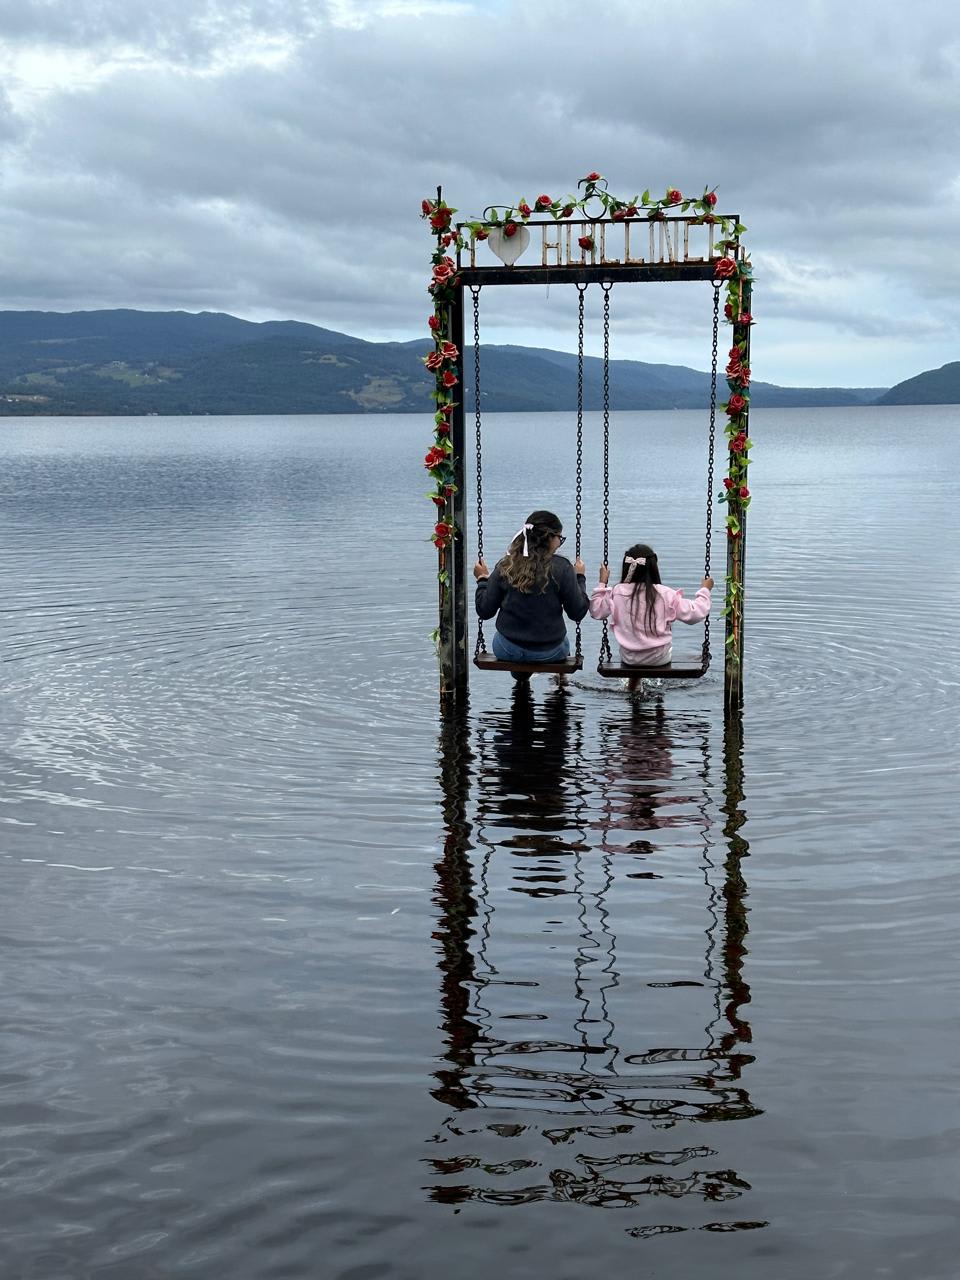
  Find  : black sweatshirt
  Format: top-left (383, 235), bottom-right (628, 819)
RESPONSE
top-left (475, 555), bottom-right (589, 646)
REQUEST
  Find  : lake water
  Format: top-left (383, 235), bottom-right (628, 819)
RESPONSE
top-left (0, 407), bottom-right (957, 1279)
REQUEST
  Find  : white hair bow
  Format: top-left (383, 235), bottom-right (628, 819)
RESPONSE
top-left (513, 522), bottom-right (534, 556)
top-left (624, 555), bottom-right (646, 582)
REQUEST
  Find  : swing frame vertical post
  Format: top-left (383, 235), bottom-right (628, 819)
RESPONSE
top-left (439, 281), bottom-right (469, 705)
top-left (451, 283), bottom-right (469, 701)
top-left (724, 280), bottom-right (752, 714)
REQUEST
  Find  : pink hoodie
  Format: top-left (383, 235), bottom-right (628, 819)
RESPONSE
top-left (589, 582), bottom-right (711, 656)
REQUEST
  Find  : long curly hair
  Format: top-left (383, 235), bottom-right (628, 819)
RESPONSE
top-left (620, 542), bottom-right (662, 633)
top-left (499, 510), bottom-right (563, 594)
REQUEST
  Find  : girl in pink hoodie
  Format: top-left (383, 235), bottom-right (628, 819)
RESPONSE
top-left (589, 543), bottom-right (713, 691)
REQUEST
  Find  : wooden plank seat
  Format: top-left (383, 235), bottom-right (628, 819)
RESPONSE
top-left (474, 651), bottom-right (583, 675)
top-left (597, 659), bottom-right (708, 680)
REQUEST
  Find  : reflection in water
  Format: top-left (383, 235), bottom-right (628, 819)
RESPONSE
top-left (430, 691), bottom-right (759, 1227)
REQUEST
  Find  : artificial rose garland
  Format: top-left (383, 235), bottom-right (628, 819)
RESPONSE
top-left (421, 196), bottom-right (462, 573)
top-left (454, 173), bottom-right (738, 239)
top-left (716, 245), bottom-right (754, 665)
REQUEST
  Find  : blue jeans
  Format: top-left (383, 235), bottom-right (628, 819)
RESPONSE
top-left (492, 631), bottom-right (571, 663)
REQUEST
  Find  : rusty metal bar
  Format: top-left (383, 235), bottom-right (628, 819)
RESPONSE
top-left (450, 286), bottom-right (469, 702)
top-left (724, 280), bottom-right (752, 716)
top-left (455, 263), bottom-right (724, 287)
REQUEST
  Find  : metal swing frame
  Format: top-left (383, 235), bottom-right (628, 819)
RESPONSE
top-left (437, 209), bottom-right (752, 713)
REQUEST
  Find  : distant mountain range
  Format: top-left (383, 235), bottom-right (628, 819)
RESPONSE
top-left (0, 307), bottom-right (945, 417)
top-left (875, 361), bottom-right (960, 405)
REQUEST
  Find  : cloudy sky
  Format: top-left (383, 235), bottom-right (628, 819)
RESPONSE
top-left (1, 0), bottom-right (958, 387)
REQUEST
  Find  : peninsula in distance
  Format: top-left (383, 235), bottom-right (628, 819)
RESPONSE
top-left (0, 308), bottom-right (953, 417)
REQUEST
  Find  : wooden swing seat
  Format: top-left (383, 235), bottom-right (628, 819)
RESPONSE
top-left (474, 651), bottom-right (583, 675)
top-left (597, 658), bottom-right (708, 681)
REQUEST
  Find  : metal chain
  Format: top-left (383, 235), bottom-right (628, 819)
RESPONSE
top-left (574, 284), bottom-right (587, 661)
top-left (701, 282), bottom-right (721, 672)
top-left (600, 282), bottom-right (612, 665)
top-left (471, 285), bottom-right (486, 656)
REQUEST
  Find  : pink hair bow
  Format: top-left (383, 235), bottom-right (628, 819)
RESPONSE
top-left (624, 555), bottom-right (646, 582)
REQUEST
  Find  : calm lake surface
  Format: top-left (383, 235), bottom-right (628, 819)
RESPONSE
top-left (1, 407), bottom-right (958, 1279)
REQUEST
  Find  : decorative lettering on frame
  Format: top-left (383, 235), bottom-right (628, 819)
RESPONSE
top-left (465, 218), bottom-right (728, 270)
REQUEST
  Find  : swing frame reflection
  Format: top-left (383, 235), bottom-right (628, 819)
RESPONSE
top-left (428, 697), bottom-right (757, 1212)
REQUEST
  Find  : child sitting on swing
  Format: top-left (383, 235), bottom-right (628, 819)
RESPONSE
top-left (590, 543), bottom-right (713, 692)
top-left (474, 510), bottom-right (589, 675)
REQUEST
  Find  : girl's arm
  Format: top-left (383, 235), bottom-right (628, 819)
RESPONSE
top-left (589, 583), bottom-right (612, 620)
top-left (672, 584), bottom-right (712, 624)
top-left (475, 565), bottom-right (505, 619)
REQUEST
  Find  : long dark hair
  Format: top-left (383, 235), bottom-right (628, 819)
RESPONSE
top-left (500, 510), bottom-right (563, 594)
top-left (620, 542), bottom-right (662, 633)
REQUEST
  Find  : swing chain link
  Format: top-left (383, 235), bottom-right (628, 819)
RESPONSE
top-left (600, 282), bottom-right (613, 666)
top-left (701, 282), bottom-right (722, 672)
top-left (471, 285), bottom-right (486, 656)
top-left (574, 284), bottom-right (587, 661)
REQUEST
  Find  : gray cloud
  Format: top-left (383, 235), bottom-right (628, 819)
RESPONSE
top-left (1, 0), bottom-right (957, 385)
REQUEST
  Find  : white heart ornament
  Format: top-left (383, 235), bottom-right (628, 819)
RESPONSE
top-left (485, 224), bottom-right (530, 267)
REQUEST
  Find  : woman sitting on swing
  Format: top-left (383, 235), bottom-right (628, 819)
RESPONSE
top-left (473, 510), bottom-right (589, 674)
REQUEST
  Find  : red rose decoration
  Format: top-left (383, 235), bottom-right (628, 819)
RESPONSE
top-left (723, 477), bottom-right (734, 490)
top-left (714, 257), bottom-right (737, 279)
top-left (705, 192), bottom-right (718, 207)
top-left (739, 485), bottom-right (750, 499)
top-left (442, 370), bottom-right (458, 388)
top-left (724, 302), bottom-right (734, 319)
top-left (727, 393), bottom-right (747, 413)
top-left (421, 199), bottom-right (434, 216)
top-left (578, 235), bottom-right (594, 250)
top-left (428, 315), bottom-right (441, 331)
top-left (561, 205), bottom-right (574, 218)
top-left (425, 351), bottom-right (444, 371)
top-left (504, 221), bottom-right (518, 238)
top-left (441, 232), bottom-right (455, 247)
top-left (518, 201), bottom-right (532, 218)
top-left (611, 208), bottom-right (626, 222)
top-left (666, 188), bottom-right (682, 204)
top-left (436, 422), bottom-right (451, 437)
top-left (431, 495), bottom-right (446, 508)
top-left (440, 341), bottom-right (459, 360)
top-left (729, 433), bottom-right (747, 454)
top-left (430, 209), bottom-right (452, 230)
top-left (435, 522), bottom-right (452, 537)
top-left (438, 402), bottom-right (454, 416)
top-left (425, 446), bottom-right (447, 469)
top-left (536, 194), bottom-right (552, 208)
top-left (626, 205), bottom-right (638, 217)
top-left (584, 171), bottom-right (602, 182)
top-left (476, 229), bottom-right (489, 240)
top-left (738, 312), bottom-right (753, 325)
